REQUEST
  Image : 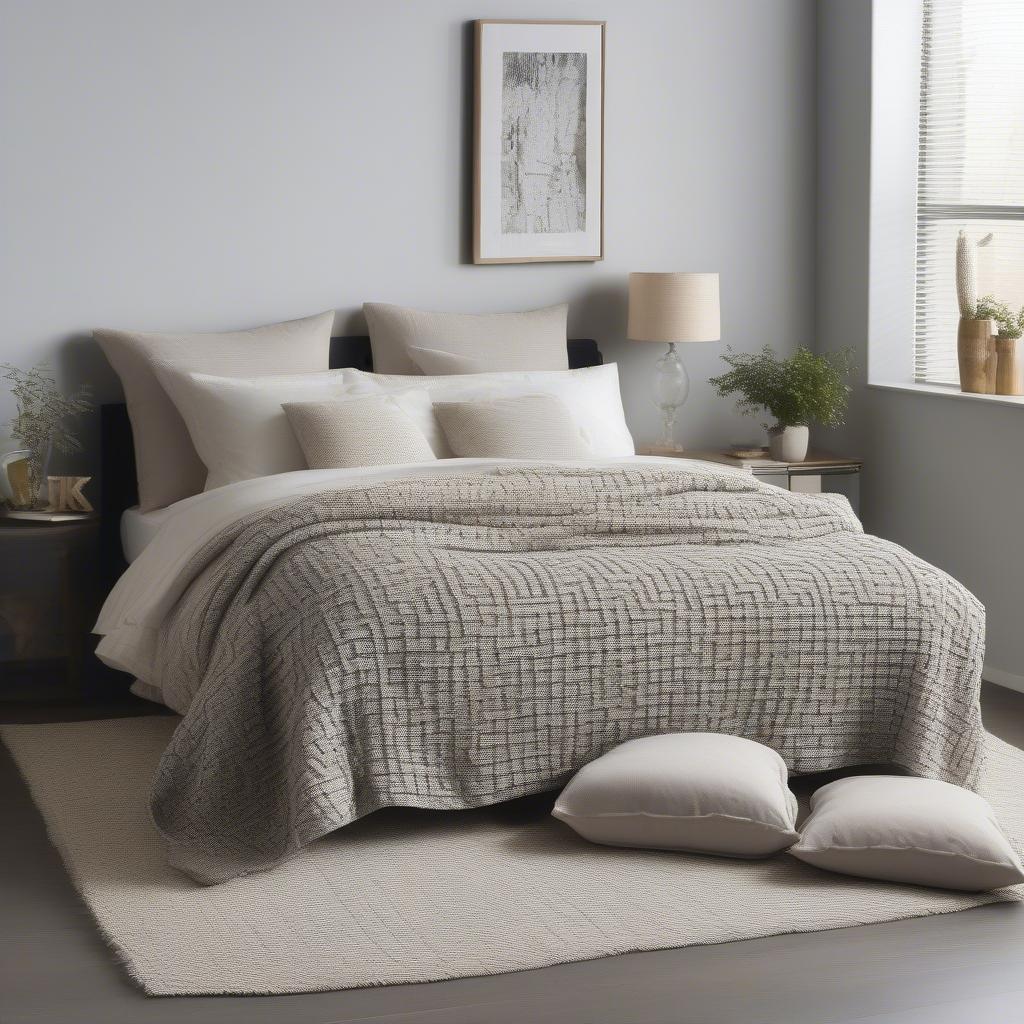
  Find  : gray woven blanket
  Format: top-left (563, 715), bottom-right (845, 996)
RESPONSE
top-left (151, 464), bottom-right (985, 884)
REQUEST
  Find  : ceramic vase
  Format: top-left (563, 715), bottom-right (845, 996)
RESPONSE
top-left (768, 424), bottom-right (809, 462)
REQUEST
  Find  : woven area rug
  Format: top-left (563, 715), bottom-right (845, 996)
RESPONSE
top-left (3, 717), bottom-right (1023, 996)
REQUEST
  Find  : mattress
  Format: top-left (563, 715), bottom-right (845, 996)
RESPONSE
top-left (121, 505), bottom-right (174, 563)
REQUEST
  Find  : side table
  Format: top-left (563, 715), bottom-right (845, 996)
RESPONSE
top-left (0, 515), bottom-right (103, 698)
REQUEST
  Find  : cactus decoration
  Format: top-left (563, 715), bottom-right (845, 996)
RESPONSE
top-left (955, 229), bottom-right (994, 318)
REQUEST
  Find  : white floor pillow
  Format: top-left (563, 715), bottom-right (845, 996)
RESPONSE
top-left (552, 733), bottom-right (799, 858)
top-left (790, 775), bottom-right (1024, 891)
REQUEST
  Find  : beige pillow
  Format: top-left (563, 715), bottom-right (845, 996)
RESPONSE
top-left (552, 733), bottom-right (800, 858)
top-left (95, 311), bottom-right (333, 510)
top-left (409, 346), bottom-right (493, 375)
top-left (363, 302), bottom-right (569, 375)
top-left (284, 393), bottom-right (437, 469)
top-left (434, 394), bottom-right (593, 459)
top-left (790, 775), bottom-right (1024, 891)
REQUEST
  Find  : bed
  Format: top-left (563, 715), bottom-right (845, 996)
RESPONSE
top-left (99, 335), bottom-right (602, 575)
top-left (94, 335), bottom-right (986, 886)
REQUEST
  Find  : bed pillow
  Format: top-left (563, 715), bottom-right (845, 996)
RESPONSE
top-left (552, 733), bottom-right (800, 858)
top-left (363, 302), bottom-right (569, 375)
top-left (156, 368), bottom-right (361, 489)
top-left (346, 363), bottom-right (635, 458)
top-left (409, 346), bottom-right (493, 375)
top-left (434, 395), bottom-right (593, 459)
top-left (789, 776), bottom-right (1024, 891)
top-left (95, 311), bottom-right (334, 511)
top-left (283, 392), bottom-right (437, 469)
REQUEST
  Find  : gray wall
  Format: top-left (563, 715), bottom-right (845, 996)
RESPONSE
top-left (7, 0), bottom-right (1020, 682)
top-left (817, 0), bottom-right (1024, 688)
top-left (0, 0), bottom-right (816, 465)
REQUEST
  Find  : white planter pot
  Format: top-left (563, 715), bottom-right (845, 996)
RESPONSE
top-left (768, 425), bottom-right (809, 462)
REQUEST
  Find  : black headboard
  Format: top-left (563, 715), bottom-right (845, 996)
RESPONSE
top-left (100, 336), bottom-right (602, 585)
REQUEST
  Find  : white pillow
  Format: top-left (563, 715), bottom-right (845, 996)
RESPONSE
top-left (552, 733), bottom-right (800, 858)
top-left (790, 775), bottom-right (1024, 891)
top-left (434, 395), bottom-right (594, 459)
top-left (347, 363), bottom-right (635, 458)
top-left (157, 368), bottom-right (361, 489)
top-left (283, 392), bottom-right (436, 469)
top-left (363, 301), bottom-right (569, 375)
top-left (95, 311), bottom-right (334, 511)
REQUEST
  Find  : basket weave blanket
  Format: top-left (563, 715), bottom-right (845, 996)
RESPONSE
top-left (150, 464), bottom-right (985, 884)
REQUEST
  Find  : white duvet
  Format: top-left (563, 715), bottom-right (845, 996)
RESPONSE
top-left (95, 456), bottom-right (718, 698)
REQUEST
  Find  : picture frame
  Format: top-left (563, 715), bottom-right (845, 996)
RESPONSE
top-left (473, 19), bottom-right (605, 264)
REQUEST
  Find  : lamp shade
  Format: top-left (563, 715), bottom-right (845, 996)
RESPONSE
top-left (627, 272), bottom-right (720, 343)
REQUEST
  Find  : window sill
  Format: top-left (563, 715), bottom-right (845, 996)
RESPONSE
top-left (869, 381), bottom-right (1024, 409)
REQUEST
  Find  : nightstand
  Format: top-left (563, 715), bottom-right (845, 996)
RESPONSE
top-left (640, 447), bottom-right (862, 518)
top-left (0, 516), bottom-right (103, 698)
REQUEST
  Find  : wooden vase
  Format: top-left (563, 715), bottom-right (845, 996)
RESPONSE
top-left (957, 318), bottom-right (996, 394)
top-left (996, 336), bottom-right (1023, 397)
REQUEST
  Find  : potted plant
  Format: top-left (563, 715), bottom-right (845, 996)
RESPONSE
top-left (2, 362), bottom-right (92, 509)
top-left (956, 230), bottom-right (996, 394)
top-left (708, 345), bottom-right (853, 463)
top-left (975, 294), bottom-right (1024, 397)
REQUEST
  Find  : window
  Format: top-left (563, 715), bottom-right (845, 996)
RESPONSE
top-left (915, 0), bottom-right (1024, 385)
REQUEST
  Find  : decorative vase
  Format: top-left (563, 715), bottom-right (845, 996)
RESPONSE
top-left (0, 450), bottom-right (35, 509)
top-left (995, 336), bottom-right (1023, 397)
top-left (768, 424), bottom-right (809, 462)
top-left (958, 317), bottom-right (996, 394)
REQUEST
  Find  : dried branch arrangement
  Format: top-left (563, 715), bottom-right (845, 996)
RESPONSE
top-left (2, 362), bottom-right (92, 505)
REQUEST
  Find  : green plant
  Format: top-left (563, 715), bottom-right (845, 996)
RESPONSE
top-left (975, 294), bottom-right (1024, 340)
top-left (2, 362), bottom-right (92, 503)
top-left (708, 345), bottom-right (853, 430)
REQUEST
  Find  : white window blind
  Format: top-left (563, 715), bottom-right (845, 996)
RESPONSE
top-left (915, 0), bottom-right (1024, 385)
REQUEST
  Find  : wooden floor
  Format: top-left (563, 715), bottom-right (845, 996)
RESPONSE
top-left (2, 685), bottom-right (1024, 1024)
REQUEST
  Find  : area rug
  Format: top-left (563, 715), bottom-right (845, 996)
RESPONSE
top-left (2, 718), bottom-right (1022, 997)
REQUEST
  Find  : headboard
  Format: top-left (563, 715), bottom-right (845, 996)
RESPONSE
top-left (99, 335), bottom-right (602, 585)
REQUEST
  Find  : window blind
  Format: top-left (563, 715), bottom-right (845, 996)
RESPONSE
top-left (915, 0), bottom-right (1024, 385)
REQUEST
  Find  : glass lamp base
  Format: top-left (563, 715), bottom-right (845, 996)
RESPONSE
top-left (654, 343), bottom-right (690, 452)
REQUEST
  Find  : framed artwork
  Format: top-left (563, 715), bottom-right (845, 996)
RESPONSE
top-left (473, 20), bottom-right (605, 264)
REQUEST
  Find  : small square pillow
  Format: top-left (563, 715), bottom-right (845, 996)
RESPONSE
top-left (789, 775), bottom-right (1024, 891)
top-left (434, 394), bottom-right (593, 459)
top-left (552, 733), bottom-right (799, 858)
top-left (283, 392), bottom-right (436, 469)
top-left (363, 301), bottom-right (569, 375)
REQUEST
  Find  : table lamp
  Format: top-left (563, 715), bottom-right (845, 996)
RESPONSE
top-left (627, 272), bottom-right (720, 452)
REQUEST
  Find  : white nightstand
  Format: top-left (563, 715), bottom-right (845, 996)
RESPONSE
top-left (639, 447), bottom-right (863, 518)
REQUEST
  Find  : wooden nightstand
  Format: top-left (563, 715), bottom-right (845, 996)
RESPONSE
top-left (640, 447), bottom-right (863, 518)
top-left (0, 515), bottom-right (104, 699)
